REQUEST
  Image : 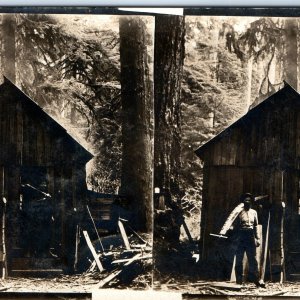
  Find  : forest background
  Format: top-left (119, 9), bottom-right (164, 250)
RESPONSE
top-left (0, 14), bottom-right (298, 238)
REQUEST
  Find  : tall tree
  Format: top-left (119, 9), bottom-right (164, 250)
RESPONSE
top-left (17, 14), bottom-right (122, 193)
top-left (2, 14), bottom-right (16, 82)
top-left (284, 18), bottom-right (298, 89)
top-left (154, 15), bottom-right (185, 199)
top-left (119, 17), bottom-right (154, 232)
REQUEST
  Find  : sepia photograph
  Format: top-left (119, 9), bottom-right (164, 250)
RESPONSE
top-left (153, 13), bottom-right (300, 297)
top-left (0, 7), bottom-right (300, 299)
top-left (0, 12), bottom-right (154, 296)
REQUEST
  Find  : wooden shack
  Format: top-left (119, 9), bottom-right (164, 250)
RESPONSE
top-left (0, 77), bottom-right (93, 276)
top-left (87, 190), bottom-right (131, 236)
top-left (195, 83), bottom-right (300, 281)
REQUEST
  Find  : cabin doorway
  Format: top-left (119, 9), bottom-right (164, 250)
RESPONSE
top-left (283, 170), bottom-right (300, 280)
top-left (20, 166), bottom-right (55, 258)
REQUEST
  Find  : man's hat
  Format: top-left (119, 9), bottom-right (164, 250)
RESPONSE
top-left (240, 192), bottom-right (254, 203)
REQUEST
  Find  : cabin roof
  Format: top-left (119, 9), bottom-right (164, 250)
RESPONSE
top-left (195, 82), bottom-right (300, 159)
top-left (0, 77), bottom-right (93, 163)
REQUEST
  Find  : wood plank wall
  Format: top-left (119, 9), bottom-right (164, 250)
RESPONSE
top-left (0, 85), bottom-right (90, 273)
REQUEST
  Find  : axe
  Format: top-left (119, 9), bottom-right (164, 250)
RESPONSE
top-left (210, 195), bottom-right (269, 239)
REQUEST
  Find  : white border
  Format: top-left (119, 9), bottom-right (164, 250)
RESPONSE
top-left (0, 1), bottom-right (298, 7)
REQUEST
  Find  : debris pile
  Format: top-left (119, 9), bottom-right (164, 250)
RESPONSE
top-left (81, 219), bottom-right (152, 289)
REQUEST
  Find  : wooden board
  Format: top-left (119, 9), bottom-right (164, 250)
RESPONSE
top-left (83, 231), bottom-right (104, 272)
top-left (118, 220), bottom-right (131, 250)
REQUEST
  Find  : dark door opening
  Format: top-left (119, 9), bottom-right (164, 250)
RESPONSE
top-left (20, 166), bottom-right (55, 259)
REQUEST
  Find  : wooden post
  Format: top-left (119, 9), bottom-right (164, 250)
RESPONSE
top-left (256, 225), bottom-right (263, 276)
top-left (261, 211), bottom-right (270, 282)
top-left (73, 225), bottom-right (80, 272)
top-left (230, 255), bottom-right (236, 282)
top-left (2, 197), bottom-right (6, 280)
top-left (279, 171), bottom-right (285, 284)
top-left (280, 202), bottom-right (286, 284)
top-left (1, 166), bottom-right (6, 279)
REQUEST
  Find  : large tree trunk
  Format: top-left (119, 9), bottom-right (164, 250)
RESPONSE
top-left (2, 14), bottom-right (16, 83)
top-left (154, 15), bottom-right (185, 199)
top-left (119, 17), bottom-right (154, 233)
top-left (284, 18), bottom-right (298, 89)
top-left (246, 56), bottom-right (253, 111)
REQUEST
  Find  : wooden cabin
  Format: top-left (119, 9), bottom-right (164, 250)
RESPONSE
top-left (195, 83), bottom-right (300, 281)
top-left (87, 190), bottom-right (131, 236)
top-left (0, 77), bottom-right (93, 276)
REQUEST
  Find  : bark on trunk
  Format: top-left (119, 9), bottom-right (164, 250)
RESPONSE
top-left (154, 15), bottom-right (185, 199)
top-left (119, 17), bottom-right (154, 233)
top-left (246, 56), bottom-right (253, 111)
top-left (284, 18), bottom-right (298, 89)
top-left (2, 14), bottom-right (16, 83)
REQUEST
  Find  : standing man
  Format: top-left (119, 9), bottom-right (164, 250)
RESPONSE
top-left (235, 193), bottom-right (265, 287)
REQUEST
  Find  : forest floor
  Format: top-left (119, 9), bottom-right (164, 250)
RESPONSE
top-left (0, 231), bottom-right (152, 294)
top-left (153, 238), bottom-right (300, 297)
top-left (3, 277), bottom-right (300, 297)
top-left (0, 268), bottom-right (152, 293)
top-left (155, 279), bottom-right (300, 297)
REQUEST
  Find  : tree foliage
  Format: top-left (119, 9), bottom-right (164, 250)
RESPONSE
top-left (14, 14), bottom-right (122, 193)
top-left (181, 17), bottom-right (247, 207)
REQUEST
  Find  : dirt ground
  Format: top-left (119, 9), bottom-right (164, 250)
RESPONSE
top-left (0, 275), bottom-right (99, 293)
top-left (155, 279), bottom-right (300, 297)
top-left (0, 265), bottom-right (152, 294)
top-left (2, 276), bottom-right (300, 298)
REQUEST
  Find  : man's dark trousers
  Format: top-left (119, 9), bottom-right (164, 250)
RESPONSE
top-left (235, 229), bottom-right (259, 284)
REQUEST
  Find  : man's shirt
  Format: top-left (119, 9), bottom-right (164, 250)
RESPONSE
top-left (238, 208), bottom-right (259, 238)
